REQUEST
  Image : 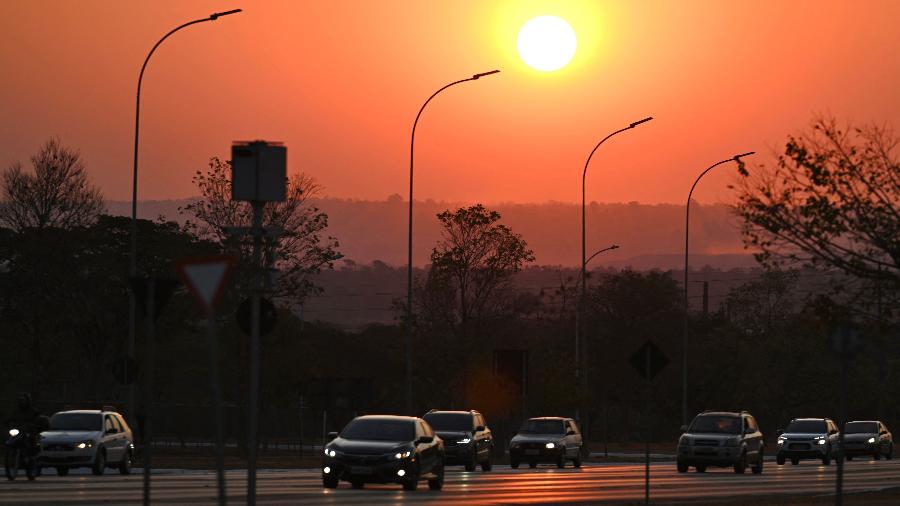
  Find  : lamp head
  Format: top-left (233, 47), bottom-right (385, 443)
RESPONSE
top-left (629, 117), bottom-right (653, 128)
top-left (472, 70), bottom-right (501, 80)
top-left (734, 151), bottom-right (755, 161)
top-left (210, 9), bottom-right (242, 20)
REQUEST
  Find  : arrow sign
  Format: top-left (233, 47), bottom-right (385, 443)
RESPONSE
top-left (175, 256), bottom-right (235, 315)
top-left (629, 340), bottom-right (669, 381)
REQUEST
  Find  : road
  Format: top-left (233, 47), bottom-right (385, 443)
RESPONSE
top-left (2, 460), bottom-right (899, 505)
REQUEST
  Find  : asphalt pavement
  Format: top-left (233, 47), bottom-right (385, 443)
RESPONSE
top-left (2, 459), bottom-right (899, 504)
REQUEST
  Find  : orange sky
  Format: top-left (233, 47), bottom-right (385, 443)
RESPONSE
top-left (2, 0), bottom-right (900, 205)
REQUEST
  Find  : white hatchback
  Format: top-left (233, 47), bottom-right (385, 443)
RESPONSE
top-left (39, 410), bottom-right (134, 476)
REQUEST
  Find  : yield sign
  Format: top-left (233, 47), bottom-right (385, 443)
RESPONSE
top-left (175, 256), bottom-right (235, 315)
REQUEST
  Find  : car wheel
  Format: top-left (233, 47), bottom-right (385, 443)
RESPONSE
top-left (573, 453), bottom-right (582, 468)
top-left (25, 457), bottom-right (38, 481)
top-left (734, 451), bottom-right (747, 474)
top-left (56, 467), bottom-right (69, 476)
top-left (556, 452), bottom-right (566, 469)
top-left (464, 453), bottom-right (477, 472)
top-left (351, 480), bottom-right (364, 489)
top-left (752, 449), bottom-right (764, 475)
top-left (528, 461), bottom-right (537, 469)
top-left (119, 450), bottom-right (133, 475)
top-left (91, 449), bottom-right (106, 476)
top-left (874, 451), bottom-right (881, 461)
top-left (510, 459), bottom-right (519, 469)
top-left (677, 461), bottom-right (688, 473)
top-left (402, 478), bottom-right (418, 491)
top-left (791, 458), bottom-right (799, 465)
top-left (428, 462), bottom-right (444, 490)
top-left (322, 477), bottom-right (339, 489)
top-left (481, 454), bottom-right (493, 472)
top-left (776, 453), bottom-right (785, 465)
top-left (822, 447), bottom-right (831, 466)
top-left (695, 465), bottom-right (706, 473)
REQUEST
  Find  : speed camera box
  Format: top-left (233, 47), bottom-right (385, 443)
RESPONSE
top-left (231, 141), bottom-right (287, 202)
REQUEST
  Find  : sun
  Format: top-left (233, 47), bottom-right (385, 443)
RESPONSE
top-left (517, 16), bottom-right (577, 72)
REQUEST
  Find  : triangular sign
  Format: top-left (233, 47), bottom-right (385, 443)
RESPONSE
top-left (175, 256), bottom-right (235, 314)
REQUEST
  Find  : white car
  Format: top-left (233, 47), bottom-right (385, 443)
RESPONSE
top-left (38, 410), bottom-right (134, 476)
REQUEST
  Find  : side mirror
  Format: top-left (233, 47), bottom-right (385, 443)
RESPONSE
top-left (416, 435), bottom-right (434, 445)
top-left (566, 430), bottom-right (575, 436)
top-left (776, 429), bottom-right (784, 436)
top-left (829, 430), bottom-right (837, 436)
top-left (327, 432), bottom-right (338, 441)
top-left (744, 427), bottom-right (754, 435)
top-left (680, 425), bottom-right (688, 433)
top-left (106, 427), bottom-right (118, 435)
top-left (474, 425), bottom-right (485, 433)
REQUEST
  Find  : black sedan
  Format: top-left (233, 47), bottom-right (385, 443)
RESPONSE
top-left (843, 420), bottom-right (893, 460)
top-left (322, 415), bottom-right (444, 491)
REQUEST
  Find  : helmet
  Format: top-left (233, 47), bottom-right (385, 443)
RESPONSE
top-left (17, 393), bottom-right (32, 410)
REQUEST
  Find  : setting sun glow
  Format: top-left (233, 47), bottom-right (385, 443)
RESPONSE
top-left (516, 15), bottom-right (577, 72)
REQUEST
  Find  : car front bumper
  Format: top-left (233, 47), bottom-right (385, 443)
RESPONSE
top-left (323, 456), bottom-right (416, 484)
top-left (677, 445), bottom-right (742, 466)
top-left (777, 441), bottom-right (828, 458)
top-left (39, 448), bottom-right (97, 467)
top-left (443, 444), bottom-right (475, 464)
top-left (509, 446), bottom-right (564, 463)
top-left (841, 441), bottom-right (880, 456)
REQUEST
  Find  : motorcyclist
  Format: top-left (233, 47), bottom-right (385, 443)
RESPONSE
top-left (8, 393), bottom-right (41, 435)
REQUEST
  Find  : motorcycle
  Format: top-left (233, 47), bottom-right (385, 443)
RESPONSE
top-left (5, 427), bottom-right (41, 480)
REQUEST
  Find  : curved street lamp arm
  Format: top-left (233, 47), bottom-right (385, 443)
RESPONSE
top-left (131, 10), bottom-right (243, 273)
top-left (681, 151), bottom-right (753, 426)
top-left (405, 70), bottom-right (499, 414)
top-left (584, 244), bottom-right (619, 269)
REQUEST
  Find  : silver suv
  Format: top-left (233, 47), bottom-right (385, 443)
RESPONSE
top-left (677, 411), bottom-right (765, 474)
top-left (776, 418), bottom-right (839, 466)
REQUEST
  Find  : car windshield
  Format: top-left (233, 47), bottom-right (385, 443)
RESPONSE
top-left (845, 422), bottom-right (878, 434)
top-left (49, 413), bottom-right (102, 431)
top-left (689, 415), bottom-right (741, 434)
top-left (518, 420), bottom-right (566, 435)
top-left (785, 420), bottom-right (828, 433)
top-left (423, 413), bottom-right (472, 432)
top-left (341, 419), bottom-right (415, 442)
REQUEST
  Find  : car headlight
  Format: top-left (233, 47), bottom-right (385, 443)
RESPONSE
top-left (394, 451), bottom-right (412, 460)
top-left (457, 438), bottom-right (471, 444)
top-left (545, 442), bottom-right (556, 449)
top-left (777, 437), bottom-right (786, 445)
top-left (868, 437), bottom-right (876, 444)
top-left (8, 429), bottom-right (19, 437)
top-left (323, 447), bottom-right (336, 458)
top-left (76, 440), bottom-right (94, 449)
top-left (817, 439), bottom-right (826, 445)
top-left (679, 436), bottom-right (692, 446)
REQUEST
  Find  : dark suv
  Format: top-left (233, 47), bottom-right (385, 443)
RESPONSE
top-left (422, 410), bottom-right (493, 471)
top-left (677, 411), bottom-right (765, 474)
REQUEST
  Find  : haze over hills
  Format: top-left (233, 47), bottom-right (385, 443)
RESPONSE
top-left (107, 195), bottom-right (754, 270)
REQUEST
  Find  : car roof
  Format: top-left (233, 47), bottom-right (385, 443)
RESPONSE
top-left (424, 410), bottom-right (476, 415)
top-left (792, 418), bottom-right (830, 421)
top-left (697, 411), bottom-right (742, 417)
top-left (526, 417), bottom-right (570, 421)
top-left (54, 410), bottom-right (104, 415)
top-left (847, 420), bottom-right (880, 424)
top-left (354, 415), bottom-right (419, 422)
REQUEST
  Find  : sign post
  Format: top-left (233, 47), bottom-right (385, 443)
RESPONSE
top-left (630, 340), bottom-right (669, 505)
top-left (230, 140), bottom-right (286, 506)
top-left (830, 322), bottom-right (862, 506)
top-left (176, 256), bottom-right (234, 506)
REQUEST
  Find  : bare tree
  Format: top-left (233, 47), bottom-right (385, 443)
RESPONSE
top-left (180, 157), bottom-right (342, 307)
top-left (733, 116), bottom-right (900, 291)
top-left (0, 138), bottom-right (104, 231)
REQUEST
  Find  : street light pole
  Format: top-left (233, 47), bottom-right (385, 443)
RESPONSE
top-left (406, 69), bottom-right (499, 415)
top-left (577, 117), bottom-right (652, 427)
top-left (127, 9), bottom-right (241, 425)
top-left (681, 152), bottom-right (754, 426)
